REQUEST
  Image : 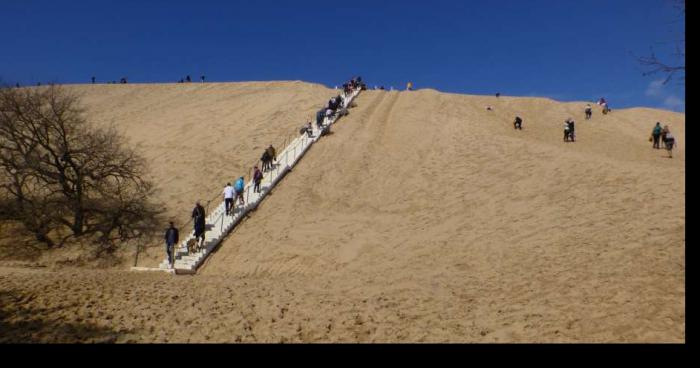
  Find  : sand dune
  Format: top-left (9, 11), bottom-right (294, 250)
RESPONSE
top-left (0, 83), bottom-right (684, 342)
top-left (71, 82), bottom-right (337, 225)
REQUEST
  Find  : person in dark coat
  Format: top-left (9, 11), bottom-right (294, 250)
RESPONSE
top-left (261, 150), bottom-right (271, 172)
top-left (164, 222), bottom-right (179, 266)
top-left (266, 145), bottom-right (277, 169)
top-left (567, 119), bottom-right (576, 142)
top-left (191, 201), bottom-right (206, 251)
top-left (316, 109), bottom-right (326, 129)
top-left (651, 122), bottom-right (663, 149)
top-left (513, 116), bottom-right (523, 130)
top-left (253, 166), bottom-right (263, 193)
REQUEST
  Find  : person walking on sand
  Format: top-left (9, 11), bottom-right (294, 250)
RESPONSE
top-left (253, 166), bottom-right (263, 193)
top-left (564, 119), bottom-right (575, 142)
top-left (164, 221), bottom-right (179, 267)
top-left (513, 116), bottom-right (523, 130)
top-left (661, 124), bottom-right (670, 144)
top-left (663, 128), bottom-right (675, 158)
top-left (191, 201), bottom-right (206, 251)
top-left (234, 176), bottom-right (245, 206)
top-left (651, 122), bottom-right (663, 149)
top-left (223, 182), bottom-right (234, 215)
top-left (568, 119), bottom-right (576, 141)
top-left (407, 82), bottom-right (413, 91)
top-left (585, 104), bottom-right (592, 120)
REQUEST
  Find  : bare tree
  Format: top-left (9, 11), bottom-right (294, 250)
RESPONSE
top-left (638, 0), bottom-right (685, 85)
top-left (0, 85), bottom-right (162, 249)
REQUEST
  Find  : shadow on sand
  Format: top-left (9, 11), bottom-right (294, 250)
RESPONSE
top-left (0, 290), bottom-right (131, 343)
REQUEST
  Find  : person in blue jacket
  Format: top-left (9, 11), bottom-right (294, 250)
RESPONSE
top-left (651, 122), bottom-right (663, 149)
top-left (234, 176), bottom-right (245, 206)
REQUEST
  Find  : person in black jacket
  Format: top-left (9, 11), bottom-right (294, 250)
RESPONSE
top-left (514, 116), bottom-right (523, 130)
top-left (261, 150), bottom-right (271, 172)
top-left (164, 222), bottom-right (179, 267)
top-left (192, 202), bottom-right (206, 251)
top-left (568, 119), bottom-right (575, 141)
top-left (316, 109), bottom-right (326, 129)
top-left (266, 145), bottom-right (277, 169)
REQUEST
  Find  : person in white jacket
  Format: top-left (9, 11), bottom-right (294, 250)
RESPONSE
top-left (223, 183), bottom-right (234, 215)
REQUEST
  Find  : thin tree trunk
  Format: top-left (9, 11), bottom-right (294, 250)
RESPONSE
top-left (72, 206), bottom-right (84, 235)
top-left (71, 172), bottom-right (84, 235)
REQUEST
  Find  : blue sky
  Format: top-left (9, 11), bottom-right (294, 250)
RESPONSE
top-left (0, 0), bottom-right (685, 111)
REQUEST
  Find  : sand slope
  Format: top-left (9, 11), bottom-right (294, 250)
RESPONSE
top-left (65, 81), bottom-right (340, 264)
top-left (0, 84), bottom-right (684, 342)
top-left (72, 81), bottom-right (337, 223)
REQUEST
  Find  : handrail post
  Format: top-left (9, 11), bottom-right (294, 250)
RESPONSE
top-left (275, 152), bottom-right (280, 178)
